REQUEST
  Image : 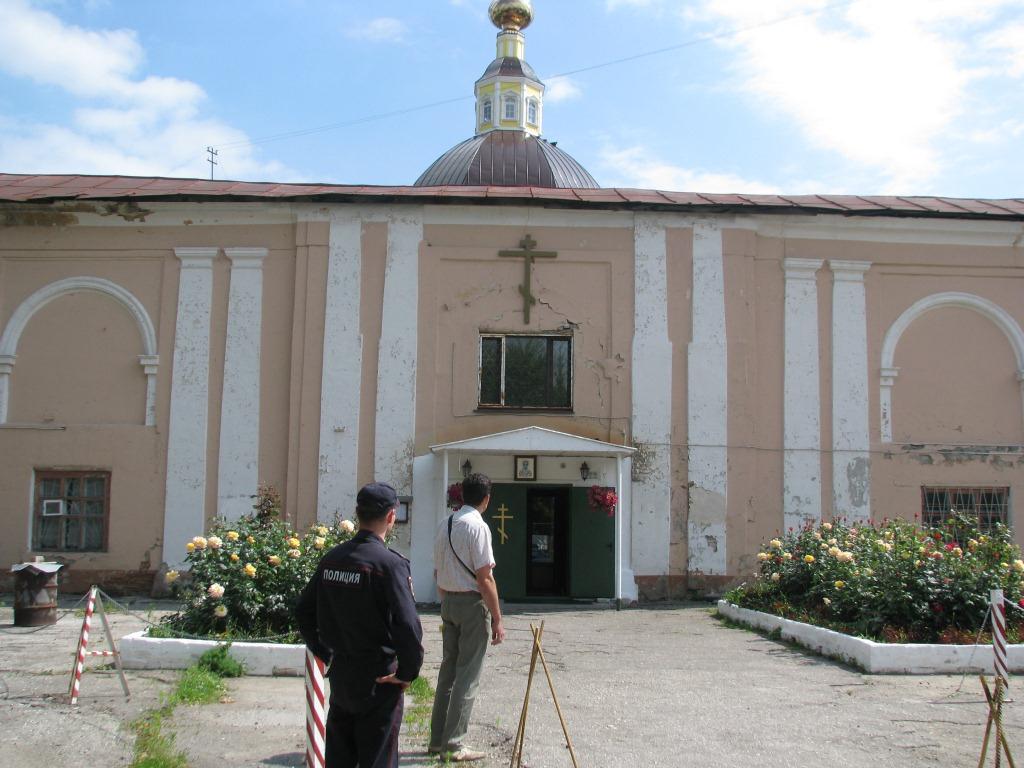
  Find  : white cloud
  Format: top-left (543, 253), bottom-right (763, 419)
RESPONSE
top-left (983, 23), bottom-right (1024, 77)
top-left (345, 17), bottom-right (408, 44)
top-left (0, 0), bottom-right (291, 179)
top-left (545, 76), bottom-right (582, 103)
top-left (697, 0), bottom-right (1023, 192)
top-left (600, 145), bottom-right (779, 193)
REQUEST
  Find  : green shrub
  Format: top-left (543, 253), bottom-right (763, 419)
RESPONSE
top-left (174, 666), bottom-right (224, 705)
top-left (159, 484), bottom-right (356, 640)
top-left (197, 643), bottom-right (245, 678)
top-left (726, 512), bottom-right (1024, 643)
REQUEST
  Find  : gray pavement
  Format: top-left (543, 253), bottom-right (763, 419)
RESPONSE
top-left (1, 598), bottom-right (1019, 767)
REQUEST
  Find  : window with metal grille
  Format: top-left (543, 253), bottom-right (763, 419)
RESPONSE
top-left (921, 486), bottom-right (1009, 533)
top-left (482, 98), bottom-right (492, 124)
top-left (479, 334), bottom-right (572, 410)
top-left (33, 471), bottom-right (110, 552)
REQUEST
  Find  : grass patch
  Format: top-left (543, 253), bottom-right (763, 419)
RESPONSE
top-left (128, 659), bottom-right (232, 767)
top-left (404, 675), bottom-right (435, 736)
top-left (130, 710), bottom-right (187, 768)
top-left (197, 643), bottom-right (245, 678)
top-left (175, 666), bottom-right (225, 705)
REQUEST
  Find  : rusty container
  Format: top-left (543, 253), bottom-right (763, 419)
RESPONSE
top-left (11, 560), bottom-right (64, 626)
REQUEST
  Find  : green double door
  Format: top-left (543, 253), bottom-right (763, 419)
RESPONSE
top-left (485, 483), bottom-right (615, 601)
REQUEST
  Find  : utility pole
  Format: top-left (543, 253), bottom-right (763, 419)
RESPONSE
top-left (206, 146), bottom-right (218, 179)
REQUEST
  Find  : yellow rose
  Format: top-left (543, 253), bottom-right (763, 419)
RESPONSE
top-left (769, 539), bottom-right (782, 549)
top-left (771, 572), bottom-right (781, 582)
top-left (164, 570), bottom-right (179, 584)
top-left (316, 526), bottom-right (329, 537)
top-left (243, 563), bottom-right (257, 578)
top-left (226, 530), bottom-right (240, 541)
top-left (314, 536), bottom-right (326, 550)
top-left (828, 546), bottom-right (840, 557)
top-left (828, 538), bottom-right (837, 547)
top-left (339, 520), bottom-right (356, 534)
top-left (287, 537), bottom-right (301, 548)
top-left (185, 542), bottom-right (195, 553)
top-left (268, 555), bottom-right (282, 566)
top-left (287, 548), bottom-right (301, 559)
top-left (782, 552), bottom-right (792, 561)
top-left (804, 555), bottom-right (815, 564)
top-left (192, 536), bottom-right (208, 550)
top-left (836, 551), bottom-right (854, 563)
top-left (1013, 560), bottom-right (1024, 573)
top-left (757, 552), bottom-right (770, 561)
top-left (230, 553), bottom-right (240, 562)
top-left (247, 536), bottom-right (256, 545)
top-left (834, 580), bottom-right (845, 589)
top-left (207, 535), bottom-right (222, 550)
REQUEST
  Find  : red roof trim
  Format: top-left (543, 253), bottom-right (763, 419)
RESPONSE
top-left (0, 173), bottom-right (1021, 220)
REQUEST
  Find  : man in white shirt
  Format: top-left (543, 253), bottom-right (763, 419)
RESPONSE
top-left (429, 473), bottom-right (506, 762)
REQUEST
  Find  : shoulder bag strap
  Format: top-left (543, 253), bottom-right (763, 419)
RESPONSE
top-left (448, 515), bottom-right (478, 580)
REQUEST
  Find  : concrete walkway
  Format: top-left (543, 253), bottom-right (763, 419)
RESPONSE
top-left (2, 600), bottom-right (1020, 767)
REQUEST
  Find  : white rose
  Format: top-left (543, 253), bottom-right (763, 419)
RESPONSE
top-left (339, 520), bottom-right (355, 534)
top-left (207, 583), bottom-right (225, 600)
top-left (214, 605), bottom-right (228, 618)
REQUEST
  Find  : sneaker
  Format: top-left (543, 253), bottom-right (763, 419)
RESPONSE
top-left (447, 746), bottom-right (486, 762)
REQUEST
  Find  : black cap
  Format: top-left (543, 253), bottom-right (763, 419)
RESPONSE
top-left (357, 482), bottom-right (398, 512)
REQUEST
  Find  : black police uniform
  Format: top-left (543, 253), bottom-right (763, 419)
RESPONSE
top-left (296, 529), bottom-right (424, 768)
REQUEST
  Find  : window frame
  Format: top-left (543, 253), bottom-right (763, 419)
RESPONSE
top-left (503, 92), bottom-right (518, 121)
top-left (527, 98), bottom-right (539, 125)
top-left (478, 332), bottom-right (573, 411)
top-left (921, 486), bottom-right (1010, 533)
top-left (481, 98), bottom-right (492, 124)
top-left (32, 470), bottom-right (111, 552)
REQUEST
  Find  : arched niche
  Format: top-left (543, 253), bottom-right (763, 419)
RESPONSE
top-left (0, 277), bottom-right (159, 425)
top-left (879, 292), bottom-right (1024, 442)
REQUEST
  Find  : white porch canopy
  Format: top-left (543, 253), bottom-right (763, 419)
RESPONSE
top-left (410, 426), bottom-right (636, 605)
top-left (430, 426), bottom-right (636, 458)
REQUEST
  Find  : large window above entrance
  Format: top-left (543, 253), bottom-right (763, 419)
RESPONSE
top-left (479, 334), bottom-right (572, 409)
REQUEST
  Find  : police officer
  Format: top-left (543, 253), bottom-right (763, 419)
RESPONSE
top-left (296, 482), bottom-right (424, 768)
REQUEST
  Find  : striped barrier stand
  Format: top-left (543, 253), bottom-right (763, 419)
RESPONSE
top-left (68, 585), bottom-right (98, 705)
top-left (992, 588), bottom-right (1009, 689)
top-left (305, 649), bottom-right (327, 768)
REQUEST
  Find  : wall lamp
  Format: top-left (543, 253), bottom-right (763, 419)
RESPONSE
top-left (461, 459), bottom-right (473, 478)
top-left (579, 462), bottom-right (590, 481)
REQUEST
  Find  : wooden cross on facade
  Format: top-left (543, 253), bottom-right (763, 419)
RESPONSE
top-left (493, 503), bottom-right (513, 545)
top-left (498, 234), bottom-right (557, 324)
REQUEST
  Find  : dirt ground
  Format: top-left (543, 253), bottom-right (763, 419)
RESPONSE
top-left (2, 597), bottom-right (1020, 767)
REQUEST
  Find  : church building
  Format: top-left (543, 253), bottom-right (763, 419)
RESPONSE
top-left (1, 0), bottom-right (1023, 601)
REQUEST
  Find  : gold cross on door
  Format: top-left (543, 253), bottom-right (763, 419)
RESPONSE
top-left (498, 234), bottom-right (557, 324)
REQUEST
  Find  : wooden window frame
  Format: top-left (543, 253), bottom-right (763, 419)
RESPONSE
top-left (503, 93), bottom-right (518, 121)
top-left (482, 98), bottom-right (492, 124)
top-left (478, 332), bottom-right (573, 411)
top-left (33, 470), bottom-right (111, 552)
top-left (921, 486), bottom-right (1010, 533)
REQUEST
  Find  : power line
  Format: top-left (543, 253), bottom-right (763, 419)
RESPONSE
top-left (211, 0), bottom-right (858, 153)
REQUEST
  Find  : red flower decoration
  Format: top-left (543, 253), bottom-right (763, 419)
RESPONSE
top-left (446, 482), bottom-right (464, 510)
top-left (587, 485), bottom-right (617, 517)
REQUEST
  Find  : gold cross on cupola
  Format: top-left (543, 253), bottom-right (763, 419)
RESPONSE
top-left (498, 234), bottom-right (557, 324)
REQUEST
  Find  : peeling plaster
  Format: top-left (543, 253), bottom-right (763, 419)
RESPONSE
top-left (0, 201), bottom-right (151, 227)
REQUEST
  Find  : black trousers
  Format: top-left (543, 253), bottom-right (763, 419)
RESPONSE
top-left (325, 683), bottom-right (404, 768)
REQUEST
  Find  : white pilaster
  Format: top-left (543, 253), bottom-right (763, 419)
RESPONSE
top-left (217, 248), bottom-right (266, 520)
top-left (687, 220), bottom-right (728, 574)
top-left (139, 355), bottom-right (160, 426)
top-left (0, 354), bottom-right (14, 423)
top-left (163, 247), bottom-right (217, 566)
top-left (631, 214), bottom-right (672, 578)
top-left (317, 214), bottom-right (363, 521)
top-left (783, 258), bottom-right (824, 532)
top-left (830, 261), bottom-right (872, 523)
top-left (374, 209), bottom-right (423, 496)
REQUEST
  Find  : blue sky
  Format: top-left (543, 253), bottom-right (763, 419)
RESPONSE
top-left (0, 0), bottom-right (1021, 197)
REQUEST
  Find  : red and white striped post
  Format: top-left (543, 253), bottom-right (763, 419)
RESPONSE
top-left (69, 585), bottom-right (98, 705)
top-left (305, 649), bottom-right (327, 768)
top-left (991, 588), bottom-right (1009, 689)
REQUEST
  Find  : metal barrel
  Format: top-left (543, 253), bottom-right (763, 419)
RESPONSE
top-left (12, 563), bottom-right (62, 626)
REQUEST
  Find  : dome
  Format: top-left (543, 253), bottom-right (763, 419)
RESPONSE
top-left (414, 131), bottom-right (598, 188)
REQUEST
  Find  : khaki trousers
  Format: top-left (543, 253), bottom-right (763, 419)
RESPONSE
top-left (429, 592), bottom-right (490, 751)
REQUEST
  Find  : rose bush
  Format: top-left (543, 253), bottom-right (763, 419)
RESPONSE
top-left (725, 513), bottom-right (1024, 643)
top-left (159, 485), bottom-right (357, 639)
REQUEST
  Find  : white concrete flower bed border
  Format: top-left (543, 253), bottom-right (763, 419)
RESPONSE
top-left (717, 600), bottom-right (1024, 674)
top-left (120, 630), bottom-right (305, 677)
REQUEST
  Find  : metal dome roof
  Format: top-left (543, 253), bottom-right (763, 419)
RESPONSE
top-left (414, 131), bottom-right (598, 188)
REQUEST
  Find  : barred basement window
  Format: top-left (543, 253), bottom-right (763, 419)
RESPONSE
top-left (479, 334), bottom-right (572, 409)
top-left (921, 486), bottom-right (1009, 533)
top-left (33, 470), bottom-right (110, 552)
